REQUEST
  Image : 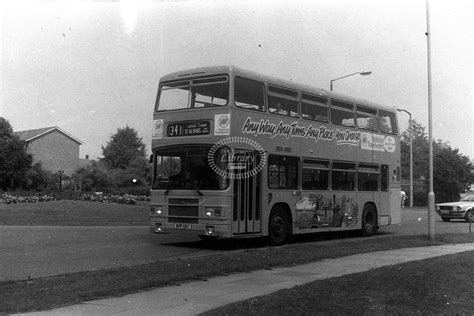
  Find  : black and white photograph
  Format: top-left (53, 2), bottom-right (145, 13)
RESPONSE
top-left (0, 0), bottom-right (473, 314)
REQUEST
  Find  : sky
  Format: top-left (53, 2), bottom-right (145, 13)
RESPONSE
top-left (0, 0), bottom-right (472, 160)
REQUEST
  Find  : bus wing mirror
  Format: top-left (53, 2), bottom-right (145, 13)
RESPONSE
top-left (149, 154), bottom-right (153, 163)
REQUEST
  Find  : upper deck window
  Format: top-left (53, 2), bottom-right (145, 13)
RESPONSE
top-left (268, 86), bottom-right (299, 117)
top-left (234, 77), bottom-right (265, 111)
top-left (156, 76), bottom-right (229, 111)
top-left (331, 100), bottom-right (355, 127)
top-left (379, 110), bottom-right (398, 135)
top-left (301, 93), bottom-right (329, 122)
top-left (356, 105), bottom-right (378, 131)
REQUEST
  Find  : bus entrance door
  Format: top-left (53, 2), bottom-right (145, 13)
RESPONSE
top-left (232, 150), bottom-right (261, 235)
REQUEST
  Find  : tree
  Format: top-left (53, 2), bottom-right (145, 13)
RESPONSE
top-left (433, 141), bottom-right (473, 203)
top-left (0, 118), bottom-right (32, 190)
top-left (102, 126), bottom-right (146, 170)
top-left (400, 119), bottom-right (473, 205)
top-left (99, 125), bottom-right (151, 191)
top-left (25, 162), bottom-right (55, 191)
top-left (400, 119), bottom-right (429, 182)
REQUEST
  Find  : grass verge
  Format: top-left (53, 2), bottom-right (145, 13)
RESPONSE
top-left (0, 233), bottom-right (473, 313)
top-left (203, 251), bottom-right (474, 315)
top-left (0, 200), bottom-right (148, 226)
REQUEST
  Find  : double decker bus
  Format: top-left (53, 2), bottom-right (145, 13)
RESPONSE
top-left (150, 66), bottom-right (401, 245)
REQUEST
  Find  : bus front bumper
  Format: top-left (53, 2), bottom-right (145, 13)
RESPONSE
top-left (150, 221), bottom-right (228, 238)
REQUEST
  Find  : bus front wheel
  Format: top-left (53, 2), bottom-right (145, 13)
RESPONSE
top-left (268, 206), bottom-right (291, 246)
top-left (361, 204), bottom-right (378, 237)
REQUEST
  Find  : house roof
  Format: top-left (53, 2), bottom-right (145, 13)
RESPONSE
top-left (14, 126), bottom-right (82, 145)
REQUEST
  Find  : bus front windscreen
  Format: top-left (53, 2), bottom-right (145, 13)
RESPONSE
top-left (153, 146), bottom-right (229, 190)
top-left (157, 76), bottom-right (229, 111)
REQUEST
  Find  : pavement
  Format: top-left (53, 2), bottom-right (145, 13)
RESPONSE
top-left (22, 242), bottom-right (474, 316)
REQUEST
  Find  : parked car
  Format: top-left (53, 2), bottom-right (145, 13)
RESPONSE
top-left (435, 194), bottom-right (474, 222)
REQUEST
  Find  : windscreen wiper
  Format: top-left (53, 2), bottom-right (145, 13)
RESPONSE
top-left (191, 183), bottom-right (203, 196)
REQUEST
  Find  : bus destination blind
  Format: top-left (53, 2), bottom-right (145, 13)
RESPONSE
top-left (167, 121), bottom-right (210, 137)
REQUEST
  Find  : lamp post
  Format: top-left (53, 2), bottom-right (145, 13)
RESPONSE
top-left (426, 0), bottom-right (435, 241)
top-left (397, 108), bottom-right (413, 208)
top-left (330, 71), bottom-right (372, 91)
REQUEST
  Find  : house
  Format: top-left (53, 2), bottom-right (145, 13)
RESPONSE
top-left (14, 126), bottom-right (82, 176)
top-left (78, 155), bottom-right (93, 169)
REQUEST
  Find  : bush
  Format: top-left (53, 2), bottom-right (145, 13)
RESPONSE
top-left (413, 191), bottom-right (428, 206)
top-left (73, 162), bottom-right (111, 192)
top-left (50, 191), bottom-right (83, 201)
top-left (71, 160), bottom-right (150, 194)
top-left (115, 185), bottom-right (150, 196)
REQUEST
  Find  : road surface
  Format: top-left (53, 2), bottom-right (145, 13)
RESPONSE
top-left (0, 208), bottom-right (471, 281)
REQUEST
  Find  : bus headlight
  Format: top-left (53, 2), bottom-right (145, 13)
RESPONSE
top-left (154, 223), bottom-right (163, 233)
top-left (205, 207), bottom-right (222, 217)
top-left (151, 206), bottom-right (163, 215)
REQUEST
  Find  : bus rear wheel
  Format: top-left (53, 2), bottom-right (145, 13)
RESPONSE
top-left (268, 206), bottom-right (290, 246)
top-left (361, 204), bottom-right (378, 237)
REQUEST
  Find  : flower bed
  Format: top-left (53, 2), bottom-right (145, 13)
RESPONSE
top-left (75, 192), bottom-right (150, 205)
top-left (2, 193), bottom-right (54, 204)
top-left (1, 192), bottom-right (150, 205)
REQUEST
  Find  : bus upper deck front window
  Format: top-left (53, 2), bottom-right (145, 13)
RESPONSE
top-left (156, 76), bottom-right (229, 111)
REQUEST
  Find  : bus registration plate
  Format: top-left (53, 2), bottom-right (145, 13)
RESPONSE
top-left (175, 223), bottom-right (192, 230)
top-left (167, 121), bottom-right (210, 137)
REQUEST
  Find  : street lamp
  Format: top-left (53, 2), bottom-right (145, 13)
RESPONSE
top-left (426, 0), bottom-right (435, 241)
top-left (330, 71), bottom-right (372, 91)
top-left (397, 108), bottom-right (414, 208)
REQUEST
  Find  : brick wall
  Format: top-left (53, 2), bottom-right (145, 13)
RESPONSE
top-left (27, 130), bottom-right (80, 176)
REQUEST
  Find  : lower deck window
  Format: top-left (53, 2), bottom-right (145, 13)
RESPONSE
top-left (332, 162), bottom-right (356, 190)
top-left (268, 155), bottom-right (299, 189)
top-left (358, 164), bottom-right (380, 191)
top-left (302, 159), bottom-right (329, 190)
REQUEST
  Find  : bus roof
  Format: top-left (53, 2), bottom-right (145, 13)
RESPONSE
top-left (160, 65), bottom-right (397, 112)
